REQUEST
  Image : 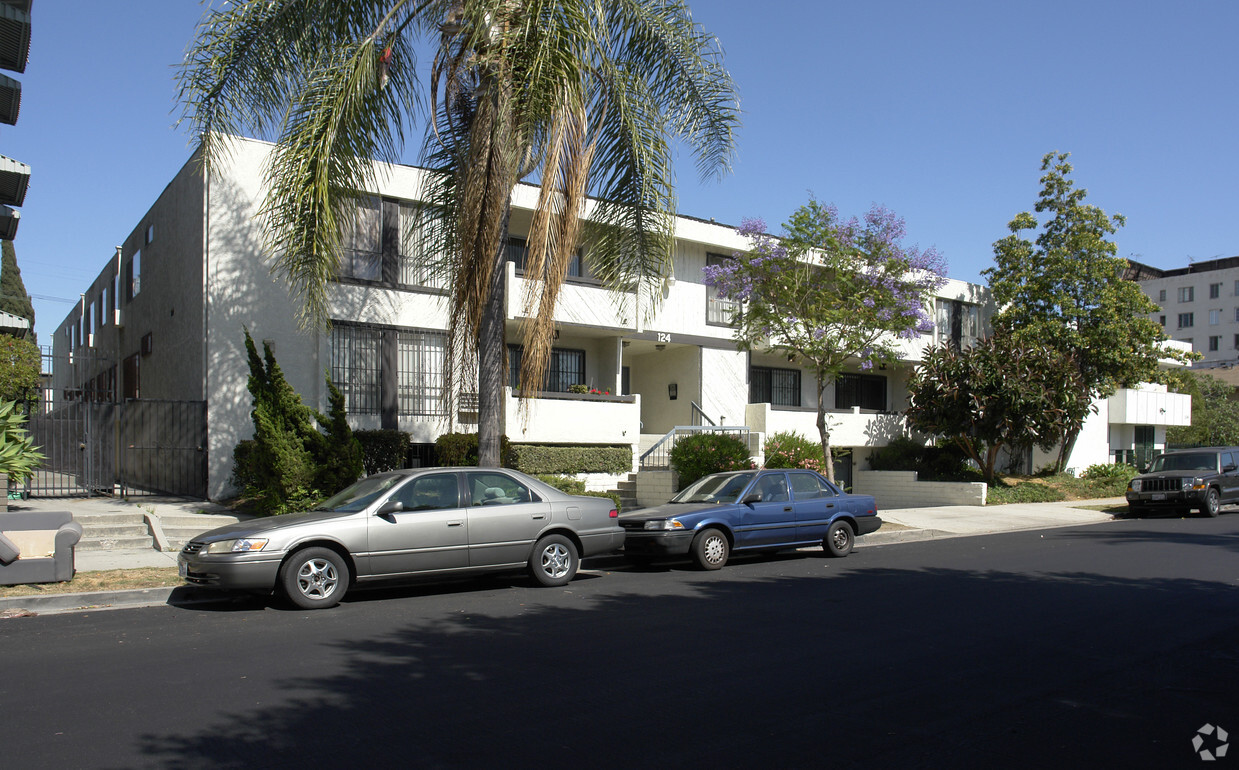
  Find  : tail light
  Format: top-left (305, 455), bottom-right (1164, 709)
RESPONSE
top-left (609, 509), bottom-right (619, 518)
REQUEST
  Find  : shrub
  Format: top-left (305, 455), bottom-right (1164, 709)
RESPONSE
top-left (535, 474), bottom-right (622, 511)
top-left (763, 431), bottom-right (824, 469)
top-left (355, 430), bottom-right (410, 475)
top-left (669, 432), bottom-right (753, 487)
top-left (511, 444), bottom-right (632, 475)
top-left (867, 436), bottom-right (970, 481)
top-left (0, 399), bottom-right (43, 480)
top-left (986, 480), bottom-right (1066, 505)
top-left (1081, 463), bottom-right (1138, 482)
top-left (435, 432), bottom-right (513, 466)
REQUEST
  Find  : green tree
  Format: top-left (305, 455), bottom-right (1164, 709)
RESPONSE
top-left (179, 0), bottom-right (739, 467)
top-left (0, 240), bottom-right (34, 341)
top-left (0, 334), bottom-right (40, 403)
top-left (983, 152), bottom-right (1192, 471)
top-left (906, 334), bottom-right (1092, 484)
top-left (704, 202), bottom-right (946, 483)
top-left (1166, 371), bottom-right (1239, 447)
top-left (234, 330), bottom-right (363, 513)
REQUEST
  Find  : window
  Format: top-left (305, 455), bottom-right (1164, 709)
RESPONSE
top-left (397, 202), bottom-right (449, 289)
top-left (935, 299), bottom-right (980, 349)
top-left (396, 329), bottom-right (447, 416)
top-left (835, 373), bottom-right (887, 411)
top-left (101, 284), bottom-right (110, 325)
top-left (1210, 309), bottom-right (1221, 325)
top-left (1210, 283), bottom-right (1222, 299)
top-left (1234, 333), bottom-right (1239, 350)
top-left (125, 250), bottom-right (141, 301)
top-left (330, 325), bottom-right (382, 414)
top-left (123, 353), bottom-right (140, 399)
top-left (507, 345), bottom-right (585, 393)
top-left (85, 300), bottom-right (96, 343)
top-left (506, 237), bottom-right (583, 280)
top-left (1159, 289), bottom-right (1167, 302)
top-left (339, 196), bottom-right (382, 281)
top-left (1159, 315), bottom-right (1166, 326)
top-left (750, 366), bottom-right (801, 407)
top-left (706, 253), bottom-right (740, 326)
top-left (789, 471), bottom-right (837, 500)
top-left (1179, 313), bottom-right (1194, 328)
top-left (390, 473), bottom-right (459, 511)
top-left (467, 471), bottom-right (534, 506)
top-left (1179, 286), bottom-right (1195, 303)
top-left (1210, 336), bottom-right (1221, 352)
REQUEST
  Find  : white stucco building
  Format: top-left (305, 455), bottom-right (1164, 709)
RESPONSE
top-left (51, 137), bottom-right (1190, 501)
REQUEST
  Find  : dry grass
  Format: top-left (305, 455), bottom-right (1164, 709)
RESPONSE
top-left (0, 567), bottom-right (181, 597)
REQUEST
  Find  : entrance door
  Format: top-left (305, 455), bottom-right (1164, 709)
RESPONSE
top-left (1134, 425), bottom-right (1155, 471)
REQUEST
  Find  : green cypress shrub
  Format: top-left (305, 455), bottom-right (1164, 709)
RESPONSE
top-left (669, 432), bottom-right (753, 487)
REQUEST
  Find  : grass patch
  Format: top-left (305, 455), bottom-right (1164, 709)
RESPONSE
top-left (0, 567), bottom-right (181, 598)
top-left (986, 473), bottom-right (1129, 506)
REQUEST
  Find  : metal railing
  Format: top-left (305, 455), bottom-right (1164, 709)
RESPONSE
top-left (689, 401), bottom-right (716, 427)
top-left (639, 425), bottom-right (753, 470)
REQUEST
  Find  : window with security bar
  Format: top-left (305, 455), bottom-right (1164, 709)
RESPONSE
top-left (331, 325), bottom-right (382, 415)
top-left (507, 345), bottom-right (585, 392)
top-left (835, 373), bottom-right (887, 412)
top-left (397, 329), bottom-right (448, 417)
top-left (750, 365), bottom-right (801, 407)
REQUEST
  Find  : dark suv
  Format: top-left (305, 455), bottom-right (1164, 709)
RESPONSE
top-left (1125, 447), bottom-right (1239, 517)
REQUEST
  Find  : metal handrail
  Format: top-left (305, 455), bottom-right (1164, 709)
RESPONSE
top-left (689, 401), bottom-right (716, 426)
top-left (639, 424), bottom-right (752, 470)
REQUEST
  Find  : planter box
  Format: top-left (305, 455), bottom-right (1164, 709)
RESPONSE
top-left (853, 470), bottom-right (986, 508)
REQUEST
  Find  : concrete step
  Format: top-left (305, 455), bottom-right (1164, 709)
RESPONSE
top-left (77, 535), bottom-right (156, 551)
top-left (79, 523), bottom-right (151, 539)
top-left (74, 512), bottom-right (147, 527)
top-left (159, 514), bottom-right (241, 529)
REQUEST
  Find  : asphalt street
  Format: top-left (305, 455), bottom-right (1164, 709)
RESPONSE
top-left (2, 513), bottom-right (1237, 769)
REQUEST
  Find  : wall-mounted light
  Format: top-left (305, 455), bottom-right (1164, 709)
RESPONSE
top-left (656, 344), bottom-right (666, 352)
top-left (668, 383), bottom-right (678, 400)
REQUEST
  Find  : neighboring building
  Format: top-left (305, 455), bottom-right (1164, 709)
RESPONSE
top-left (0, 0), bottom-right (32, 240)
top-left (1128, 256), bottom-right (1239, 368)
top-left (52, 137), bottom-right (1189, 499)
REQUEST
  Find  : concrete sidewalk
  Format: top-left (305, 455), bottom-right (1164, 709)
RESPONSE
top-left (0, 496), bottom-right (1127, 616)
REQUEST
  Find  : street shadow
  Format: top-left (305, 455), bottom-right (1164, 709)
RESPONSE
top-left (123, 561), bottom-right (1239, 770)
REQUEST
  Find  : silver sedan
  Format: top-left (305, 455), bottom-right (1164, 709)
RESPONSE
top-left (179, 468), bottom-right (624, 609)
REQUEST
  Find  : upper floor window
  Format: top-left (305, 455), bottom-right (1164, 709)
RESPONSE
top-left (507, 344), bottom-right (585, 393)
top-left (1210, 283), bottom-right (1222, 299)
top-left (124, 250), bottom-right (141, 301)
top-left (706, 253), bottom-right (740, 326)
top-left (1210, 309), bottom-right (1221, 325)
top-left (935, 299), bottom-right (980, 349)
top-left (506, 237), bottom-right (583, 280)
top-left (835, 372), bottom-right (887, 412)
top-left (1179, 286), bottom-right (1195, 303)
top-left (1179, 313), bottom-right (1194, 328)
top-left (398, 202), bottom-right (449, 290)
top-left (750, 365), bottom-right (800, 407)
top-left (1209, 336), bottom-right (1221, 352)
top-left (1158, 289), bottom-right (1167, 302)
top-left (339, 196), bottom-right (382, 282)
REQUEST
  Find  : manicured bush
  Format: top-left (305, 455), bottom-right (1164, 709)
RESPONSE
top-left (436, 432), bottom-right (513, 467)
top-left (763, 431), bottom-right (825, 470)
top-left (669, 432), bottom-right (753, 487)
top-left (535, 474), bottom-right (622, 511)
top-left (1081, 463), bottom-right (1138, 482)
top-left (355, 430), bottom-right (411, 475)
top-left (867, 436), bottom-right (970, 481)
top-left (511, 444), bottom-right (632, 475)
top-left (985, 480), bottom-right (1066, 505)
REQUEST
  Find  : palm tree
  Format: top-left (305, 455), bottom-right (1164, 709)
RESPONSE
top-left (178, 0), bottom-right (738, 466)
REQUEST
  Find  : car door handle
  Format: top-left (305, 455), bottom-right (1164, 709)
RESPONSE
top-left (531, 513), bottom-right (545, 520)
top-left (447, 520), bottom-right (464, 527)
top-left (826, 503), bottom-right (835, 508)
top-left (783, 506), bottom-right (793, 512)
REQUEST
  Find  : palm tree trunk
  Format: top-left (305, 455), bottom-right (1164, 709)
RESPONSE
top-left (477, 214), bottom-right (510, 468)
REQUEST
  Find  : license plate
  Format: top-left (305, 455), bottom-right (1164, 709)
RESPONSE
top-left (1152, 493), bottom-right (1166, 501)
top-left (178, 561), bottom-right (188, 578)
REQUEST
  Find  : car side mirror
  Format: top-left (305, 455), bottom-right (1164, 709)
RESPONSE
top-left (376, 500), bottom-right (404, 516)
top-left (1225, 464), bottom-right (1237, 473)
top-left (741, 491), bottom-right (763, 505)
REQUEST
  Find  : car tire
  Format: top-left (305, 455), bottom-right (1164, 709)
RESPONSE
top-left (280, 547), bottom-right (349, 610)
top-left (529, 534), bottom-right (578, 587)
top-left (1201, 488), bottom-right (1221, 518)
top-left (824, 520), bottom-right (855, 557)
top-left (691, 528), bottom-right (729, 570)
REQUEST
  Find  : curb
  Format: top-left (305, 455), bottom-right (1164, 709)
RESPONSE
top-left (0, 585), bottom-right (224, 617)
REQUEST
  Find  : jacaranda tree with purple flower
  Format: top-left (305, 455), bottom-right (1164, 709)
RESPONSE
top-left (704, 200), bottom-right (946, 483)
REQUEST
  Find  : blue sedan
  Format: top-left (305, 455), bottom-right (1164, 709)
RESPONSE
top-left (620, 469), bottom-right (881, 569)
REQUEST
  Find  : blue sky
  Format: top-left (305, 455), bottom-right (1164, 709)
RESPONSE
top-left (9, 0), bottom-right (1239, 344)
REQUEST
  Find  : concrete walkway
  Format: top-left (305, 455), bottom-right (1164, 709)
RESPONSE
top-left (0, 495), bottom-right (1128, 616)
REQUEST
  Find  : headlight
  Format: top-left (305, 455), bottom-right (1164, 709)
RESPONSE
top-left (1191, 477), bottom-right (1206, 490)
top-left (644, 519), bottom-right (685, 530)
top-left (1129, 479), bottom-right (1142, 492)
top-left (205, 538), bottom-right (269, 554)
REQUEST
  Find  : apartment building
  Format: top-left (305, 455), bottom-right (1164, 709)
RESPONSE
top-left (1128, 256), bottom-right (1239, 367)
top-left (53, 137), bottom-right (1187, 499)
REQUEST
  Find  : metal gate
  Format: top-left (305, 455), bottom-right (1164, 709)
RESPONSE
top-left (25, 400), bottom-right (207, 499)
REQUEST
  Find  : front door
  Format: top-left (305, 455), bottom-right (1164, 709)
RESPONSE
top-left (1134, 425), bottom-right (1155, 471)
top-left (366, 473), bottom-right (469, 576)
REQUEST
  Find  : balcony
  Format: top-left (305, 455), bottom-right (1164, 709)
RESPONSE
top-left (506, 261), bottom-right (636, 330)
top-left (744, 402), bottom-right (908, 447)
top-left (503, 387), bottom-right (641, 447)
top-left (1107, 388), bottom-right (1190, 427)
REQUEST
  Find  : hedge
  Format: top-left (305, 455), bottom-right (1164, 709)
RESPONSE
top-left (510, 444), bottom-right (632, 475)
top-left (355, 430), bottom-right (410, 475)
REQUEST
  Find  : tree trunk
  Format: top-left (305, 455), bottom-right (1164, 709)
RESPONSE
top-left (476, 217), bottom-right (510, 468)
top-left (1056, 425), bottom-right (1082, 474)
top-left (815, 381), bottom-right (835, 483)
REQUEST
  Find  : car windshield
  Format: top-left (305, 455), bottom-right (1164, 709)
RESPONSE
top-left (1149, 453), bottom-right (1217, 472)
top-left (314, 475), bottom-right (406, 512)
top-left (671, 472), bottom-right (757, 504)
